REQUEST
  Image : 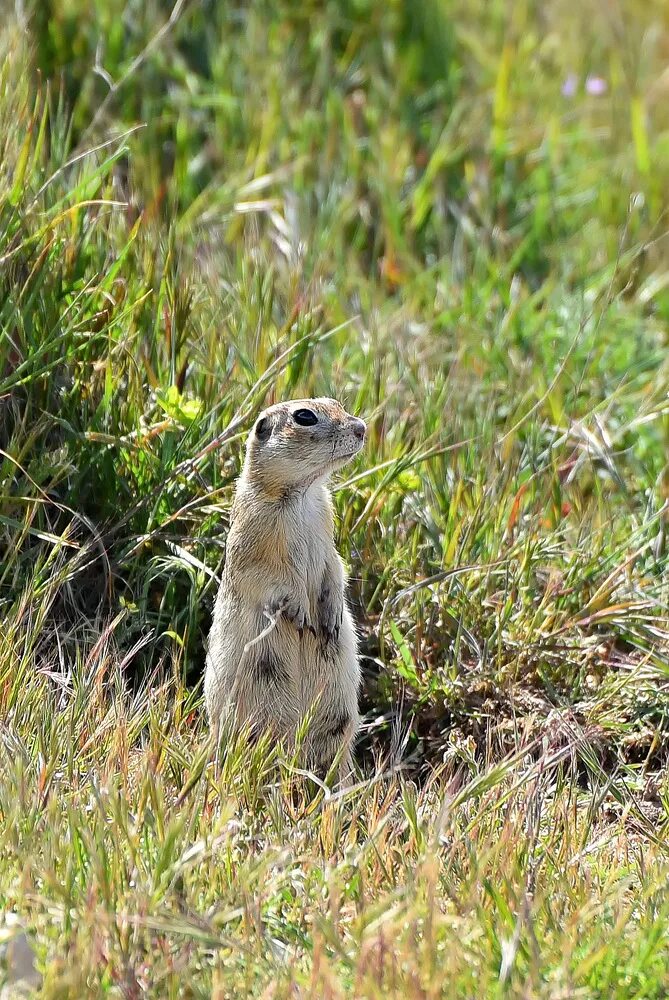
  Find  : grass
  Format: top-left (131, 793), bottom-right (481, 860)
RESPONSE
top-left (2, 0), bottom-right (669, 994)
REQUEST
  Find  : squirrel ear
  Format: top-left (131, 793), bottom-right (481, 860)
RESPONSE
top-left (255, 415), bottom-right (271, 441)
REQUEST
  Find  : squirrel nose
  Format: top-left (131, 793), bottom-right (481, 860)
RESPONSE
top-left (352, 418), bottom-right (366, 441)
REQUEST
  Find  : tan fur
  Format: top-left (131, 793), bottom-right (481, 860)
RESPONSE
top-left (204, 397), bottom-right (366, 783)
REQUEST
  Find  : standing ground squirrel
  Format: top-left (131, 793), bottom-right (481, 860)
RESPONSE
top-left (205, 397), bottom-right (366, 782)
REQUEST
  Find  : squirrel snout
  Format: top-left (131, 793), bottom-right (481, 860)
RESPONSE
top-left (351, 418), bottom-right (366, 442)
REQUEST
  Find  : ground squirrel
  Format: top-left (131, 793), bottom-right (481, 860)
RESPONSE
top-left (205, 397), bottom-right (366, 782)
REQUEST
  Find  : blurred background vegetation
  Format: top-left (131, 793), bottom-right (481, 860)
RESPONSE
top-left (3, 0), bottom-right (669, 764)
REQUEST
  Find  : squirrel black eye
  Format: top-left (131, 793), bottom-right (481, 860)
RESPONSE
top-left (293, 408), bottom-right (318, 427)
top-left (255, 415), bottom-right (271, 440)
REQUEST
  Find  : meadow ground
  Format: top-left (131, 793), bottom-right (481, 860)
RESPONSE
top-left (2, 0), bottom-right (669, 995)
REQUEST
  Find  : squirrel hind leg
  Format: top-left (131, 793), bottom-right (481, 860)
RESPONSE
top-left (307, 710), bottom-right (359, 788)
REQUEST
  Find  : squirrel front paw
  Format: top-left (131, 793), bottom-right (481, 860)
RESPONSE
top-left (318, 584), bottom-right (343, 645)
top-left (268, 595), bottom-right (316, 637)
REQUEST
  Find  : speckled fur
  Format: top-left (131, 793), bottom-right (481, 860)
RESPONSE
top-left (204, 398), bottom-right (366, 783)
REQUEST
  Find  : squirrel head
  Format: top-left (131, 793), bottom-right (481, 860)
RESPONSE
top-left (242, 398), bottom-right (366, 494)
